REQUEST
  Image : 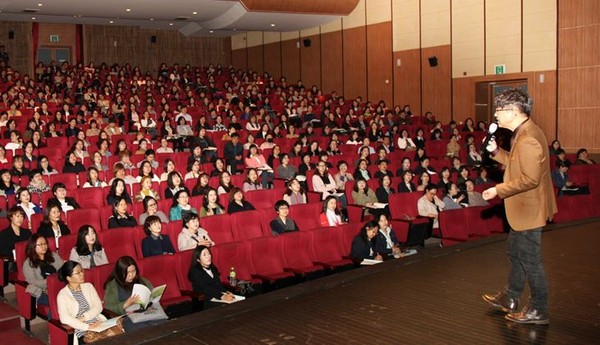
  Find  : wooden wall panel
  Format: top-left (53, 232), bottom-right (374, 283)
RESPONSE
top-left (320, 31), bottom-right (343, 93)
top-left (558, 0), bottom-right (600, 152)
top-left (222, 37), bottom-right (232, 67)
top-left (531, 70), bottom-right (557, 141)
top-left (342, 26), bottom-right (367, 99)
top-left (451, 77), bottom-right (475, 120)
top-left (247, 45), bottom-right (263, 74)
top-left (0, 21), bottom-right (33, 76)
top-left (263, 41), bottom-right (282, 78)
top-left (231, 49), bottom-right (247, 71)
top-left (393, 49), bottom-right (421, 116)
top-left (300, 34), bottom-right (322, 90)
top-left (558, 0), bottom-right (600, 28)
top-left (421, 45), bottom-right (451, 123)
top-left (367, 22), bottom-right (392, 105)
top-left (281, 39), bottom-right (301, 83)
top-left (84, 25), bottom-right (227, 74)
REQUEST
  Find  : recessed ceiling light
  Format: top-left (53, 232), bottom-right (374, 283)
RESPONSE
top-left (232, 28), bottom-right (236, 31)
top-left (31, 17), bottom-right (36, 20)
top-left (37, 3), bottom-right (43, 7)
top-left (270, 23), bottom-right (276, 27)
top-left (126, 9), bottom-right (131, 12)
top-left (149, 18), bottom-right (154, 21)
top-left (169, 23), bottom-right (173, 26)
top-left (209, 30), bottom-right (214, 33)
top-left (109, 20), bottom-right (114, 24)
top-left (192, 11), bottom-right (198, 15)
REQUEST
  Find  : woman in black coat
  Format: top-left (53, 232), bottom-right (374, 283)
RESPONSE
top-left (188, 246), bottom-right (235, 308)
top-left (350, 221), bottom-right (382, 262)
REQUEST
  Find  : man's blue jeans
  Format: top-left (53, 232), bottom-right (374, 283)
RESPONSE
top-left (506, 228), bottom-right (548, 312)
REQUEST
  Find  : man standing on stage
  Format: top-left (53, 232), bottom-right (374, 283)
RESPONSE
top-left (482, 88), bottom-right (556, 325)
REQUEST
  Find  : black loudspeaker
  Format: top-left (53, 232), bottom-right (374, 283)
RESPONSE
top-left (428, 56), bottom-right (438, 67)
top-left (8, 31), bottom-right (14, 40)
top-left (303, 39), bottom-right (311, 47)
top-left (150, 35), bottom-right (157, 43)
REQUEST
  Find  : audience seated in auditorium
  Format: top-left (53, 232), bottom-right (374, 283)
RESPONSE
top-left (549, 140), bottom-right (562, 156)
top-left (374, 214), bottom-right (401, 258)
top-left (0, 207), bottom-right (31, 260)
top-left (108, 196), bottom-right (137, 229)
top-left (270, 200), bottom-right (299, 236)
top-left (16, 187), bottom-right (42, 223)
top-left (282, 178), bottom-right (307, 205)
top-left (417, 184), bottom-right (445, 229)
top-left (319, 195), bottom-right (344, 227)
top-left (350, 221), bottom-right (382, 262)
top-left (188, 246), bottom-right (235, 308)
top-left (57, 261), bottom-right (114, 342)
top-left (574, 148), bottom-right (595, 165)
top-left (465, 180), bottom-right (489, 207)
top-left (178, 212), bottom-right (214, 252)
top-left (139, 196), bottom-right (169, 224)
top-left (37, 204), bottom-right (71, 248)
top-left (106, 178), bottom-right (133, 205)
top-left (69, 225), bottom-right (109, 269)
top-left (442, 183), bottom-right (466, 210)
top-left (141, 215), bottom-right (175, 257)
top-left (170, 190), bottom-right (197, 221)
top-left (48, 182), bottom-right (81, 212)
top-left (136, 176), bottom-right (160, 202)
top-left (200, 188), bottom-right (225, 217)
top-left (217, 171), bottom-right (234, 196)
top-left (164, 171), bottom-right (189, 200)
top-left (227, 187), bottom-right (255, 214)
top-left (551, 161), bottom-right (589, 196)
top-left (23, 234), bottom-right (64, 308)
top-left (475, 167), bottom-right (491, 185)
top-left (276, 153), bottom-right (297, 180)
top-left (375, 175), bottom-right (395, 204)
top-left (245, 144), bottom-right (274, 188)
top-left (192, 173), bottom-right (211, 197)
top-left (243, 168), bottom-right (263, 192)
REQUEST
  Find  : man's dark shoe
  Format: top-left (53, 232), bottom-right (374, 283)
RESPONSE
top-left (505, 304), bottom-right (549, 325)
top-left (482, 292), bottom-right (519, 313)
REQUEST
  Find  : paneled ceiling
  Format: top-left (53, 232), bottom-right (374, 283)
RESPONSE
top-left (0, 0), bottom-right (359, 37)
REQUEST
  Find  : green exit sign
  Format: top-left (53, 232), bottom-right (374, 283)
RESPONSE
top-left (50, 35), bottom-right (59, 43)
top-left (494, 64), bottom-right (506, 75)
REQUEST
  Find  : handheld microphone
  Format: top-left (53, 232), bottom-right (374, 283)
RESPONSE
top-left (481, 122), bottom-right (498, 156)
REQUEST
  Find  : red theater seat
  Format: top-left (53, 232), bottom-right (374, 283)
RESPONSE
top-left (247, 236), bottom-right (296, 285)
top-left (279, 231), bottom-right (325, 278)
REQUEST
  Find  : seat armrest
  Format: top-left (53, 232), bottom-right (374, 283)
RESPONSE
top-left (180, 290), bottom-right (206, 301)
top-left (49, 319), bottom-right (75, 334)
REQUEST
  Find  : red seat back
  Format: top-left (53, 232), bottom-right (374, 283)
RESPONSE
top-left (138, 255), bottom-right (184, 300)
top-left (211, 241), bottom-right (254, 283)
top-left (230, 210), bottom-right (267, 241)
top-left (199, 214), bottom-right (234, 244)
top-left (288, 203), bottom-right (321, 231)
top-left (98, 228), bottom-right (137, 263)
top-left (72, 187), bottom-right (105, 208)
top-left (66, 208), bottom-right (103, 234)
top-left (247, 236), bottom-right (286, 276)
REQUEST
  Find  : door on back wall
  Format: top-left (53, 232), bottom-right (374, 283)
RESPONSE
top-left (37, 47), bottom-right (71, 65)
top-left (475, 79), bottom-right (527, 124)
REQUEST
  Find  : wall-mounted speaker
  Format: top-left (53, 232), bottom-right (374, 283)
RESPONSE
top-left (150, 35), bottom-right (157, 43)
top-left (303, 39), bottom-right (311, 47)
top-left (8, 31), bottom-right (14, 40)
top-left (428, 56), bottom-right (438, 67)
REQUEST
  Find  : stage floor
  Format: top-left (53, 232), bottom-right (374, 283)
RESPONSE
top-left (104, 219), bottom-right (600, 345)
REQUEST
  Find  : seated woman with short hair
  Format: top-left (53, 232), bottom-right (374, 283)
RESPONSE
top-left (177, 212), bottom-right (214, 252)
top-left (141, 215), bottom-right (175, 257)
top-left (269, 200), bottom-right (299, 236)
top-left (57, 261), bottom-right (114, 343)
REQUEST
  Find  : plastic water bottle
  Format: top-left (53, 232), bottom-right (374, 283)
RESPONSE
top-left (229, 266), bottom-right (237, 287)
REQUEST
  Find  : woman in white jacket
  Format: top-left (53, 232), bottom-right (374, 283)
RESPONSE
top-left (57, 260), bottom-right (111, 345)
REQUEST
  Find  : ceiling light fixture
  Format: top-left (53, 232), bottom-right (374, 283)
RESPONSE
top-left (270, 23), bottom-right (276, 27)
top-left (109, 20), bottom-right (114, 24)
top-left (149, 18), bottom-right (154, 21)
top-left (126, 9), bottom-right (131, 12)
top-left (209, 30), bottom-right (214, 33)
top-left (193, 11), bottom-right (198, 15)
top-left (37, 3), bottom-right (43, 7)
top-left (169, 23), bottom-right (173, 26)
top-left (32, 17), bottom-right (36, 20)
